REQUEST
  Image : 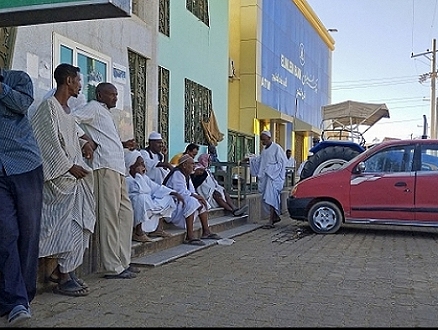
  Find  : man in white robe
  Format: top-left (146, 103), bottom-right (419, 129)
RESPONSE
top-left (124, 150), bottom-right (184, 242)
top-left (243, 130), bottom-right (287, 229)
top-left (30, 63), bottom-right (95, 296)
top-left (72, 82), bottom-right (139, 280)
top-left (192, 153), bottom-right (248, 216)
top-left (141, 131), bottom-right (174, 185)
top-left (163, 154), bottom-right (221, 246)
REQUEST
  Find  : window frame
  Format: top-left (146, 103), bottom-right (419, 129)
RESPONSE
top-left (53, 33), bottom-right (111, 101)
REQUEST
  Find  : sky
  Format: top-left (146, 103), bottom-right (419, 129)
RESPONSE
top-left (306, 0), bottom-right (437, 143)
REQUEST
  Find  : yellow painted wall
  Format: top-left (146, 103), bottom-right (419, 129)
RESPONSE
top-left (228, 0), bottom-right (260, 136)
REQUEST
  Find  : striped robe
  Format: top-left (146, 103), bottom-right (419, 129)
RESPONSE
top-left (30, 96), bottom-right (95, 261)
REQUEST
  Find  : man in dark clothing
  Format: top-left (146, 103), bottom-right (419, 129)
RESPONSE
top-left (0, 67), bottom-right (44, 326)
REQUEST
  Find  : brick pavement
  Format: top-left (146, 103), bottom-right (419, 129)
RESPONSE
top-left (3, 216), bottom-right (438, 327)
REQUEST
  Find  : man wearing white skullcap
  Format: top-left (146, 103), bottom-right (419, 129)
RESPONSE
top-left (261, 130), bottom-right (271, 138)
top-left (162, 154), bottom-right (222, 245)
top-left (141, 131), bottom-right (174, 185)
top-left (124, 150), bottom-right (184, 242)
top-left (148, 131), bottom-right (162, 140)
top-left (242, 130), bottom-right (287, 229)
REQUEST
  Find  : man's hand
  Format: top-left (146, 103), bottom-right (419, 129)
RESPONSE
top-left (122, 139), bottom-right (137, 150)
top-left (82, 142), bottom-right (95, 161)
top-left (69, 164), bottom-right (90, 179)
top-left (159, 162), bottom-right (174, 170)
top-left (193, 193), bottom-right (208, 209)
top-left (172, 192), bottom-right (185, 207)
top-left (193, 168), bottom-right (205, 176)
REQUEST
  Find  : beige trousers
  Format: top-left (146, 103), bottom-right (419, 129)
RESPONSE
top-left (94, 168), bottom-right (133, 275)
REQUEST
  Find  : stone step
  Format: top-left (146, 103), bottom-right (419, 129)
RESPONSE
top-left (130, 208), bottom-right (249, 259)
top-left (131, 223), bottom-right (262, 267)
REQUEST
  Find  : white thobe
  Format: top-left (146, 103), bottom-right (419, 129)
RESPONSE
top-left (141, 149), bottom-right (170, 184)
top-left (126, 173), bottom-right (177, 232)
top-left (249, 142), bottom-right (287, 216)
top-left (196, 169), bottom-right (226, 209)
top-left (71, 100), bottom-right (126, 175)
top-left (164, 169), bottom-right (207, 228)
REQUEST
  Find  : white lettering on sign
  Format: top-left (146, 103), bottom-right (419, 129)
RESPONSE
top-left (281, 54), bottom-right (302, 80)
top-left (261, 76), bottom-right (271, 90)
top-left (271, 73), bottom-right (288, 87)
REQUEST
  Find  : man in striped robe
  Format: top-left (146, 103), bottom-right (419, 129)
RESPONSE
top-left (30, 63), bottom-right (96, 297)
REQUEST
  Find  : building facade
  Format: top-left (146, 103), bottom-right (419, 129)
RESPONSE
top-left (157, 0), bottom-right (229, 161)
top-left (2, 0), bottom-right (158, 148)
top-left (228, 0), bottom-right (334, 166)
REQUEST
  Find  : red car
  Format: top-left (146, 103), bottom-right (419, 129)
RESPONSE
top-left (287, 139), bottom-right (438, 234)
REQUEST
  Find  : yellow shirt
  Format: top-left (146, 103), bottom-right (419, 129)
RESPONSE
top-left (169, 152), bottom-right (183, 165)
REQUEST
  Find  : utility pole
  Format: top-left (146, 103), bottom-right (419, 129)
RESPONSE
top-left (412, 38), bottom-right (437, 139)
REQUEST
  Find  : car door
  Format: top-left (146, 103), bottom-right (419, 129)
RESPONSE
top-left (415, 143), bottom-right (438, 222)
top-left (349, 144), bottom-right (415, 222)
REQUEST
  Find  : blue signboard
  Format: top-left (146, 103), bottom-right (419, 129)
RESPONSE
top-left (261, 0), bottom-right (329, 129)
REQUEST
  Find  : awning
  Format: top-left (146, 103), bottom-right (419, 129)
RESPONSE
top-left (257, 102), bottom-right (321, 134)
top-left (257, 102), bottom-right (294, 123)
top-left (322, 100), bottom-right (390, 128)
top-left (294, 117), bottom-right (321, 135)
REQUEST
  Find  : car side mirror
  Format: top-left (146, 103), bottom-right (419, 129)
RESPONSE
top-left (354, 162), bottom-right (366, 174)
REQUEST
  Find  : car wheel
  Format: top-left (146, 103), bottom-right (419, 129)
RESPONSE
top-left (300, 146), bottom-right (360, 180)
top-left (308, 201), bottom-right (343, 234)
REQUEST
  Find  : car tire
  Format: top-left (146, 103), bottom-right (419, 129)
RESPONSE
top-left (300, 145), bottom-right (360, 180)
top-left (308, 201), bottom-right (343, 234)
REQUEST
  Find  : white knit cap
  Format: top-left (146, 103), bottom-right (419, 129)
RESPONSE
top-left (178, 154), bottom-right (193, 166)
top-left (261, 130), bottom-right (271, 138)
top-left (124, 149), bottom-right (142, 175)
top-left (148, 131), bottom-right (162, 140)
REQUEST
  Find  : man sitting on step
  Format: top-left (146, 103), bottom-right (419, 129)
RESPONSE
top-left (163, 154), bottom-right (222, 246)
top-left (191, 153), bottom-right (248, 216)
top-left (124, 150), bottom-right (184, 243)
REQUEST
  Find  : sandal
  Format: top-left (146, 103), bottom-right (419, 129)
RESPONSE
top-left (7, 305), bottom-right (31, 326)
top-left (69, 272), bottom-right (89, 289)
top-left (232, 205), bottom-right (249, 216)
top-left (148, 229), bottom-right (172, 238)
top-left (273, 215), bottom-right (281, 224)
top-left (53, 279), bottom-right (89, 297)
top-left (104, 269), bottom-right (137, 279)
top-left (47, 268), bottom-right (88, 290)
top-left (183, 238), bottom-right (206, 246)
top-left (132, 232), bottom-right (153, 242)
top-left (200, 233), bottom-right (222, 240)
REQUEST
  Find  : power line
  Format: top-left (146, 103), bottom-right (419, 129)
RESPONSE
top-left (332, 80), bottom-right (421, 90)
top-left (332, 75), bottom-right (423, 90)
top-left (333, 75), bottom-right (417, 84)
top-left (373, 117), bottom-right (424, 125)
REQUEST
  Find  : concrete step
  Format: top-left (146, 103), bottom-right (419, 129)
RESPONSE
top-left (130, 208), bottom-right (250, 259)
top-left (131, 222), bottom-right (261, 267)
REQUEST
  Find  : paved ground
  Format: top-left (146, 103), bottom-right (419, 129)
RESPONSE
top-left (3, 215), bottom-right (438, 327)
